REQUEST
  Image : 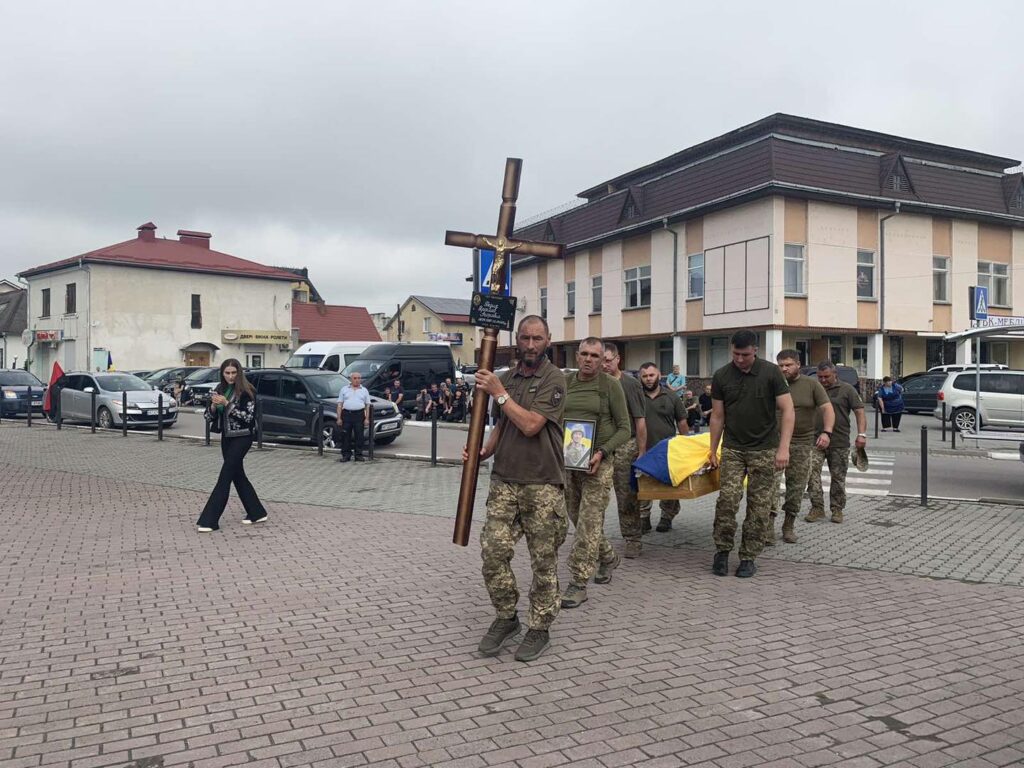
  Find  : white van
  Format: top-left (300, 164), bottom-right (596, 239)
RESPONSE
top-left (283, 341), bottom-right (379, 373)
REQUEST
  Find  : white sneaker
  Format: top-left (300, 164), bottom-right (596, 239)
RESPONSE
top-left (242, 515), bottom-right (268, 525)
top-left (197, 526), bottom-right (215, 533)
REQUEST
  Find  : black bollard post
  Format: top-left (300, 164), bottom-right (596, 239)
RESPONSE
top-left (951, 420), bottom-right (957, 450)
top-left (256, 397), bottom-right (263, 450)
top-left (941, 401), bottom-right (947, 443)
top-left (316, 403), bottom-right (324, 457)
top-left (367, 406), bottom-right (375, 461)
top-left (431, 405), bottom-right (439, 467)
top-left (55, 390), bottom-right (62, 431)
top-left (204, 408), bottom-right (211, 446)
top-left (90, 390), bottom-right (97, 433)
top-left (122, 391), bottom-right (128, 436)
top-left (157, 393), bottom-right (164, 441)
top-left (874, 405), bottom-right (880, 439)
top-left (26, 386), bottom-right (33, 428)
top-left (920, 425), bottom-right (928, 507)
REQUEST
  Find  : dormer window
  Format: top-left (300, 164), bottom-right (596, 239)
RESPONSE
top-left (887, 172), bottom-right (906, 192)
top-left (1013, 187), bottom-right (1024, 210)
top-left (622, 196), bottom-right (639, 219)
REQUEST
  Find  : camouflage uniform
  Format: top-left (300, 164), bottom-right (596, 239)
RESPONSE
top-left (612, 437), bottom-right (641, 542)
top-left (771, 443), bottom-right (814, 516)
top-left (481, 480), bottom-right (568, 630)
top-left (637, 498), bottom-right (680, 523)
top-left (713, 447), bottom-right (776, 559)
top-left (565, 460), bottom-right (616, 585)
top-left (807, 447), bottom-right (849, 516)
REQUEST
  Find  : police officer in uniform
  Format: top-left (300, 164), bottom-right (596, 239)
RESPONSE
top-left (469, 315), bottom-right (567, 662)
top-left (601, 342), bottom-right (647, 559)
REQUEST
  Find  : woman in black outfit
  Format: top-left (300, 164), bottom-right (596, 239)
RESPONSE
top-left (197, 359), bottom-right (267, 532)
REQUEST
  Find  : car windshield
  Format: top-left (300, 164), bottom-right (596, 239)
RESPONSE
top-left (0, 371), bottom-right (44, 387)
top-left (184, 368), bottom-right (217, 383)
top-left (96, 374), bottom-right (151, 392)
top-left (304, 373), bottom-right (349, 399)
top-left (284, 354), bottom-right (324, 369)
top-left (342, 358), bottom-right (385, 378)
top-left (144, 368), bottom-right (173, 382)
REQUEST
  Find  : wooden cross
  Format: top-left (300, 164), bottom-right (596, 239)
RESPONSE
top-left (445, 157), bottom-right (565, 546)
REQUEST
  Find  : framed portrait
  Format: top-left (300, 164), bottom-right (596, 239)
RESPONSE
top-left (563, 420), bottom-right (596, 471)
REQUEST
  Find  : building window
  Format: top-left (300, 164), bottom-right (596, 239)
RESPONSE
top-left (852, 336), bottom-right (868, 376)
top-left (191, 294), bottom-right (202, 329)
top-left (657, 339), bottom-right (673, 374)
top-left (856, 251), bottom-right (875, 299)
top-left (292, 288), bottom-right (309, 304)
top-left (591, 275), bottom-right (602, 313)
top-left (65, 283), bottom-right (77, 315)
top-left (687, 254), bottom-right (704, 299)
top-left (978, 261), bottom-right (1010, 307)
top-left (933, 257), bottom-right (950, 302)
top-left (828, 335), bottom-right (844, 365)
top-left (246, 353), bottom-right (263, 369)
top-left (784, 244), bottom-right (805, 296)
top-left (1012, 187), bottom-right (1024, 210)
top-left (686, 337), bottom-right (700, 377)
top-left (539, 287), bottom-right (548, 319)
top-left (566, 281), bottom-right (575, 316)
top-left (41, 288), bottom-right (50, 318)
top-left (624, 265), bottom-right (651, 309)
top-left (982, 341), bottom-right (1010, 366)
top-left (422, 316), bottom-right (432, 333)
top-left (709, 336), bottom-right (729, 373)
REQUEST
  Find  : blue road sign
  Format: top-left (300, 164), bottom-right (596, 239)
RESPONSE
top-left (972, 286), bottom-right (989, 321)
top-left (478, 249), bottom-right (511, 297)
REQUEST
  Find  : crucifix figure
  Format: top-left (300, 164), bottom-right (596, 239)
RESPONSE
top-left (445, 158), bottom-right (565, 546)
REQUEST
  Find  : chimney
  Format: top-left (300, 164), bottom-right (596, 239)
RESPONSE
top-left (177, 229), bottom-right (212, 248)
top-left (137, 222), bottom-right (157, 242)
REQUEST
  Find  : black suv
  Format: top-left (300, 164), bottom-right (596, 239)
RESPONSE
top-left (800, 365), bottom-right (861, 394)
top-left (246, 368), bottom-right (403, 447)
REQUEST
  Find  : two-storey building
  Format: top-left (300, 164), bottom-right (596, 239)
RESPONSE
top-left (509, 114), bottom-right (1024, 382)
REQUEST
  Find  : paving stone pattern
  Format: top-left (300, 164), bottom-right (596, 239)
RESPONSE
top-left (3, 424), bottom-right (1024, 767)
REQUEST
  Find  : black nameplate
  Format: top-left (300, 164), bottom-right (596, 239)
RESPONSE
top-left (470, 292), bottom-right (518, 332)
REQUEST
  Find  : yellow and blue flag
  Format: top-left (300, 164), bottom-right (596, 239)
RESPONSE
top-left (633, 432), bottom-right (720, 487)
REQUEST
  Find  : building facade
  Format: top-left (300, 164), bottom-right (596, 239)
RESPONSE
top-left (384, 295), bottom-right (480, 367)
top-left (0, 280), bottom-right (28, 369)
top-left (510, 114), bottom-right (1024, 381)
top-left (18, 223), bottom-right (298, 377)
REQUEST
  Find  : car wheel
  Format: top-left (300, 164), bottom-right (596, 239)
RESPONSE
top-left (952, 407), bottom-right (978, 432)
top-left (321, 423), bottom-right (337, 449)
top-left (97, 407), bottom-right (114, 430)
top-left (375, 435), bottom-right (397, 446)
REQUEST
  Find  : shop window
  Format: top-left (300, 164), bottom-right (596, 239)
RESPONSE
top-left (709, 336), bottom-right (729, 373)
top-left (657, 339), bottom-right (673, 375)
top-left (686, 338), bottom-right (700, 377)
top-left (828, 336), bottom-right (844, 365)
top-left (852, 336), bottom-right (868, 375)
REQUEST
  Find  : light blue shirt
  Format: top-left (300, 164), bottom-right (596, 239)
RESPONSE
top-left (667, 372), bottom-right (686, 396)
top-left (339, 384), bottom-right (371, 411)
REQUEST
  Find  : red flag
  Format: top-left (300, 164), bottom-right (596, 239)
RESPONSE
top-left (43, 361), bottom-right (64, 415)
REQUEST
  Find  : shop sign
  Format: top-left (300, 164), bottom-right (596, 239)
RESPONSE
top-left (35, 329), bottom-right (63, 342)
top-left (221, 329), bottom-right (291, 344)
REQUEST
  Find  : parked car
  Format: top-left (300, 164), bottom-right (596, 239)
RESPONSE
top-left (52, 371), bottom-right (178, 429)
top-left (934, 369), bottom-right (1024, 432)
top-left (0, 370), bottom-right (46, 418)
top-left (246, 368), bottom-right (403, 447)
top-left (125, 369), bottom-right (153, 379)
top-left (801, 365), bottom-right (861, 393)
top-left (145, 366), bottom-right (206, 398)
top-left (898, 372), bottom-right (946, 414)
top-left (927, 363), bottom-right (1008, 374)
top-left (343, 343), bottom-right (456, 417)
top-left (178, 367), bottom-right (221, 406)
top-left (284, 341), bottom-right (379, 372)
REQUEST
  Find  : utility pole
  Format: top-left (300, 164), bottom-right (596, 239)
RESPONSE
top-left (396, 303), bottom-right (402, 342)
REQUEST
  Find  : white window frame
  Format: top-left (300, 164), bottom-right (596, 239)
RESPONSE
top-left (246, 353), bottom-right (264, 369)
top-left (566, 281), bottom-right (575, 317)
top-left (624, 265), bottom-right (651, 309)
top-left (933, 256), bottom-right (950, 303)
top-left (422, 317), bottom-right (432, 333)
top-left (784, 244), bottom-right (806, 297)
top-left (591, 275), bottom-right (602, 314)
top-left (856, 250), bottom-right (875, 300)
top-left (539, 287), bottom-right (548, 319)
top-left (687, 253), bottom-right (704, 299)
top-left (852, 335), bottom-right (869, 376)
top-left (978, 261), bottom-right (1010, 307)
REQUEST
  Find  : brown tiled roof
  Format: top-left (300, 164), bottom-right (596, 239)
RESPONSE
top-left (292, 302), bottom-right (381, 344)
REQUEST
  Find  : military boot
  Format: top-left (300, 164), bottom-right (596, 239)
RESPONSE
top-left (478, 615), bottom-right (521, 657)
top-left (641, 516), bottom-right (652, 533)
top-left (831, 510), bottom-right (844, 524)
top-left (624, 540), bottom-right (642, 559)
top-left (514, 629), bottom-right (550, 662)
top-left (782, 513), bottom-right (798, 543)
top-left (594, 552), bottom-right (620, 584)
top-left (764, 514), bottom-right (777, 547)
top-left (805, 508), bottom-right (825, 522)
top-left (561, 584), bottom-right (588, 608)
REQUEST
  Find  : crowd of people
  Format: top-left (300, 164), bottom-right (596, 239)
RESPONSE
top-left (411, 378), bottom-right (471, 423)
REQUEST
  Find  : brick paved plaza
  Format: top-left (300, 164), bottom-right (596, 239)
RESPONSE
top-left (3, 423), bottom-right (1024, 768)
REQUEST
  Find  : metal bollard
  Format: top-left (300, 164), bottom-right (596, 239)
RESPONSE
top-left (951, 420), bottom-right (957, 450)
top-left (874, 405), bottom-right (880, 439)
top-left (204, 409), bottom-right (211, 446)
top-left (367, 406), bottom-right (375, 461)
top-left (55, 391), bottom-right (62, 430)
top-left (941, 401), bottom-right (947, 443)
top-left (91, 390), bottom-right (97, 433)
top-left (431, 406), bottom-right (439, 467)
top-left (122, 391), bottom-right (128, 437)
top-left (26, 386), bottom-right (33, 428)
top-left (256, 398), bottom-right (263, 450)
top-left (920, 425), bottom-right (928, 507)
top-left (316, 403), bottom-right (324, 457)
top-left (157, 394), bottom-right (164, 441)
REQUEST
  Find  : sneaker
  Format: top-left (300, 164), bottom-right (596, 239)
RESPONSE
top-left (655, 517), bottom-right (672, 532)
top-left (593, 553), bottom-right (620, 584)
top-left (881, 428), bottom-right (889, 432)
top-left (514, 629), bottom-right (550, 662)
top-left (831, 511), bottom-right (844, 524)
top-left (712, 551), bottom-right (729, 576)
top-left (735, 559), bottom-right (758, 578)
top-left (560, 584), bottom-right (588, 608)
top-left (478, 615), bottom-right (521, 657)
top-left (624, 540), bottom-right (642, 559)
top-left (641, 517), bottom-right (652, 534)
top-left (805, 509), bottom-right (825, 523)
top-left (242, 514), bottom-right (268, 525)
top-left (196, 526), bottom-right (216, 533)
top-left (894, 428), bottom-right (901, 433)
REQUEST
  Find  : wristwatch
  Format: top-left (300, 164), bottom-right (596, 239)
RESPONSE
top-left (857, 433), bottom-right (867, 438)
top-left (496, 394), bottom-right (510, 407)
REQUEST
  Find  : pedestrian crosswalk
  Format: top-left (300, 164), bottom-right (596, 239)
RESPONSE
top-left (781, 454), bottom-right (894, 497)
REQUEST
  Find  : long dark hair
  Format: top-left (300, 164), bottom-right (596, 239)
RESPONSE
top-left (216, 358), bottom-right (255, 399)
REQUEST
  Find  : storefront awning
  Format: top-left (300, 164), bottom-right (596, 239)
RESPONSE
top-left (180, 341), bottom-right (221, 352)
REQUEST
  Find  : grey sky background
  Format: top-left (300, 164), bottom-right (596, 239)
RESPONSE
top-left (1, 1), bottom-right (1021, 314)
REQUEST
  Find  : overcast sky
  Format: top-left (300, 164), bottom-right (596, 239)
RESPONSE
top-left (1, 1), bottom-right (1021, 314)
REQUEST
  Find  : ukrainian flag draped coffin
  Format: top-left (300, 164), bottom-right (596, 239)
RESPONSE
top-left (632, 432), bottom-right (721, 488)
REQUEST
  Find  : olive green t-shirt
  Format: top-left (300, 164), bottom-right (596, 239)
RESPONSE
top-left (564, 371), bottom-right (631, 456)
top-left (785, 375), bottom-right (829, 444)
top-left (617, 373), bottom-right (645, 440)
top-left (644, 386), bottom-right (688, 451)
top-left (492, 357), bottom-right (567, 486)
top-left (815, 380), bottom-right (864, 450)
top-left (711, 358), bottom-right (790, 450)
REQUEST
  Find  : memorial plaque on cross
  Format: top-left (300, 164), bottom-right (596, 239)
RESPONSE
top-left (445, 157), bottom-right (565, 546)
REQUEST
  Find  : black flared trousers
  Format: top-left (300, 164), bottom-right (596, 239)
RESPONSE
top-left (197, 435), bottom-right (266, 528)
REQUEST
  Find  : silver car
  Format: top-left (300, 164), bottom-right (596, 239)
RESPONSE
top-left (56, 371), bottom-right (178, 429)
top-left (934, 369), bottom-right (1024, 432)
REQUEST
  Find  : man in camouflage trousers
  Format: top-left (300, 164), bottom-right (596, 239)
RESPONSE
top-left (806, 360), bottom-right (867, 524)
top-left (602, 342), bottom-right (648, 559)
top-left (709, 330), bottom-right (794, 578)
top-left (468, 315), bottom-right (568, 662)
top-left (766, 350), bottom-right (834, 545)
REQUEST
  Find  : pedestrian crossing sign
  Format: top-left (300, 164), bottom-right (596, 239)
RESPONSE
top-left (478, 249), bottom-right (511, 297)
top-left (971, 286), bottom-right (989, 321)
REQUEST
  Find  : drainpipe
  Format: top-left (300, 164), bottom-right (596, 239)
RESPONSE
top-left (662, 218), bottom-right (681, 337)
top-left (879, 202), bottom-right (900, 378)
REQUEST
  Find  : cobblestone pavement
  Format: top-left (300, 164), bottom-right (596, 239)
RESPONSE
top-left (3, 424), bottom-right (1024, 768)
